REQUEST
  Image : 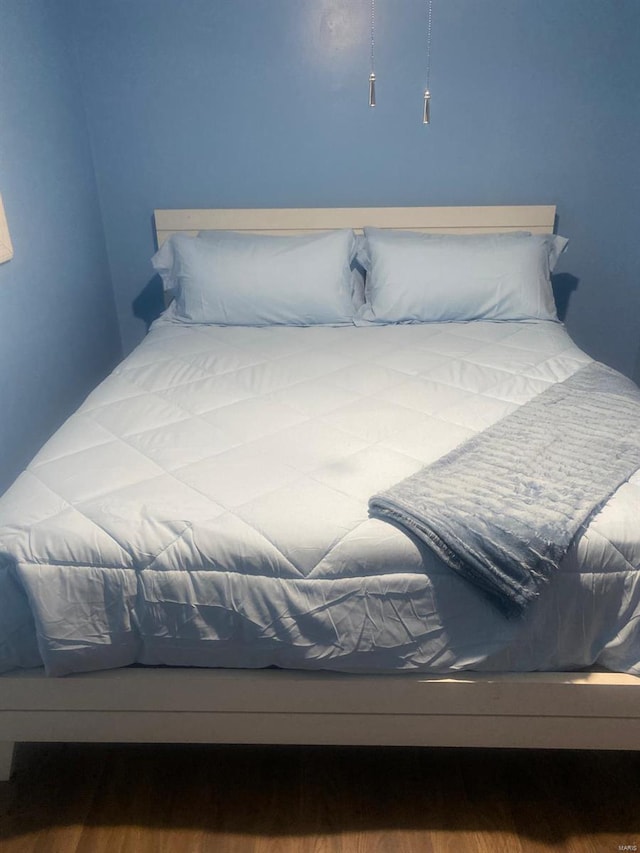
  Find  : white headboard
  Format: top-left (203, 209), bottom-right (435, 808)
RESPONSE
top-left (154, 205), bottom-right (556, 246)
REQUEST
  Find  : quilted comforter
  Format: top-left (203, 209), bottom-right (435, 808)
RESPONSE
top-left (1, 316), bottom-right (639, 676)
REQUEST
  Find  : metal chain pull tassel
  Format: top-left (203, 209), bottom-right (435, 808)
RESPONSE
top-left (369, 0), bottom-right (376, 106)
top-left (423, 0), bottom-right (433, 124)
top-left (423, 89), bottom-right (431, 124)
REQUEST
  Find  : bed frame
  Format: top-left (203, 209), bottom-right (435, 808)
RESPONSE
top-left (2, 205), bottom-right (639, 782)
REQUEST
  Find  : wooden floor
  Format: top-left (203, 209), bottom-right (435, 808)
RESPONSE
top-left (1, 743), bottom-right (639, 852)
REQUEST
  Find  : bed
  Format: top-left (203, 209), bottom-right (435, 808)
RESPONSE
top-left (1, 204), bottom-right (639, 781)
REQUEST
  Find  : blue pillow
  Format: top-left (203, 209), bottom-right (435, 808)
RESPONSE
top-left (198, 229), bottom-right (365, 314)
top-left (357, 229), bottom-right (567, 323)
top-left (152, 229), bottom-right (357, 325)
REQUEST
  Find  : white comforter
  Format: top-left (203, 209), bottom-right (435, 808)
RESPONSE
top-left (1, 317), bottom-right (639, 675)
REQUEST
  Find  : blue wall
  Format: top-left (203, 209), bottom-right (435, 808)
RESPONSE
top-left (0, 0), bottom-right (121, 493)
top-left (0, 0), bottom-right (637, 492)
top-left (69, 0), bottom-right (640, 381)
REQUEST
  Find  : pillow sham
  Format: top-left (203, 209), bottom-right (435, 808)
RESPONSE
top-left (357, 229), bottom-right (567, 323)
top-left (152, 229), bottom-right (357, 325)
top-left (198, 229), bottom-right (366, 313)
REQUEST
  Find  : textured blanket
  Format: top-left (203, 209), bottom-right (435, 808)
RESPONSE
top-left (370, 362), bottom-right (640, 616)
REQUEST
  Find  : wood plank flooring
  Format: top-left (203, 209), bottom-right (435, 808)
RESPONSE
top-left (1, 742), bottom-right (639, 852)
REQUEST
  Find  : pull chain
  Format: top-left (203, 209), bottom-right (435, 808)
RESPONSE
top-left (423, 0), bottom-right (433, 124)
top-left (369, 0), bottom-right (376, 107)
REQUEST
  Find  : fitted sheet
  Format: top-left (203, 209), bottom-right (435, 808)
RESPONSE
top-left (1, 317), bottom-right (639, 676)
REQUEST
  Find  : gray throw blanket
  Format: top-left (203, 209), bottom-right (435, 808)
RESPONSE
top-left (369, 362), bottom-right (640, 616)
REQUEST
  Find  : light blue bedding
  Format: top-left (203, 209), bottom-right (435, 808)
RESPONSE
top-left (1, 320), bottom-right (639, 676)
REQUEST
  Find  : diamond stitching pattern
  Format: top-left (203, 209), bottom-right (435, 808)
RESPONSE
top-left (12, 319), bottom-right (604, 582)
top-left (3, 318), bottom-right (639, 676)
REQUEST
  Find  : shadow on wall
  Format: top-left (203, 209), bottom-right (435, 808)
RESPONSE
top-left (133, 214), bottom-right (166, 331)
top-left (132, 274), bottom-right (165, 331)
top-left (551, 273), bottom-right (578, 322)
